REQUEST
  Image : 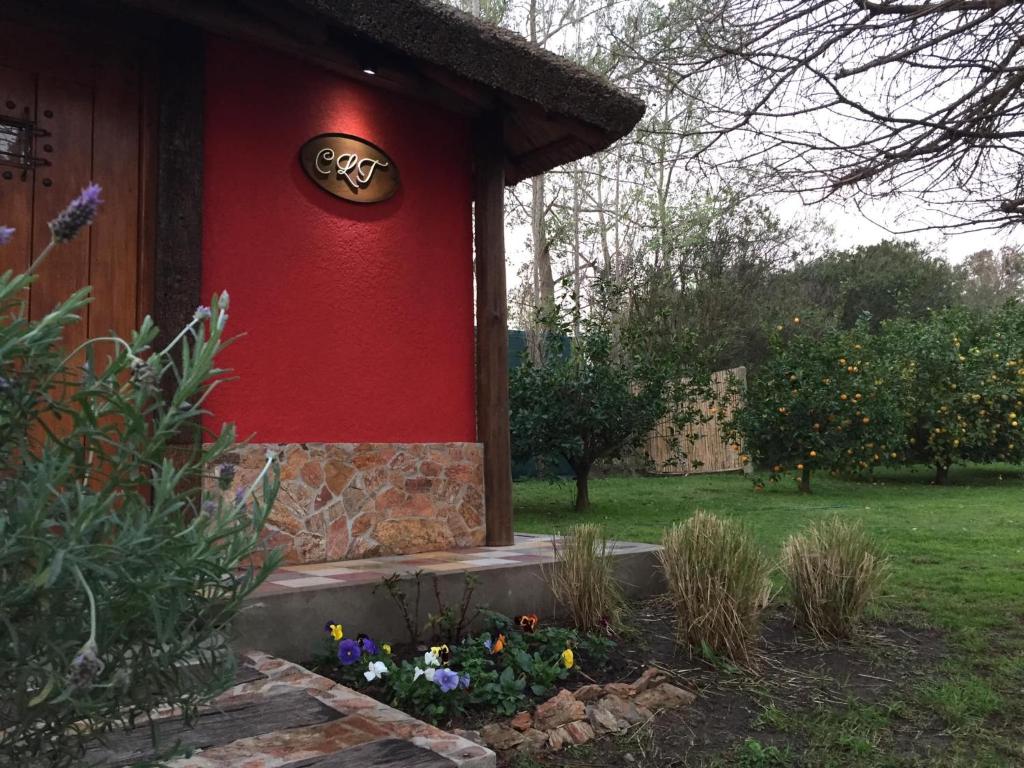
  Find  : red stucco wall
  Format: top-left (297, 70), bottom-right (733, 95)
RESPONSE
top-left (201, 37), bottom-right (476, 443)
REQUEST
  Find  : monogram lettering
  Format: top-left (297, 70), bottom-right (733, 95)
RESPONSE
top-left (314, 148), bottom-right (390, 191)
top-left (300, 134), bottom-right (400, 204)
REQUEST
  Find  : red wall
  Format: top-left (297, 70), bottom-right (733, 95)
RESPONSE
top-left (201, 37), bottom-right (476, 443)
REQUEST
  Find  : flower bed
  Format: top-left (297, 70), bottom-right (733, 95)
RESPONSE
top-left (311, 612), bottom-right (616, 727)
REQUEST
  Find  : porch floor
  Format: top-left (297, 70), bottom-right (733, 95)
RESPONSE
top-left (254, 533), bottom-right (659, 596)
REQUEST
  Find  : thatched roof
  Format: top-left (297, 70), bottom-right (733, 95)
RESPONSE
top-left (123, 0), bottom-right (646, 183)
top-left (295, 0), bottom-right (645, 141)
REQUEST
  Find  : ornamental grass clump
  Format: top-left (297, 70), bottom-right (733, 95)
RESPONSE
top-left (0, 185), bottom-right (281, 766)
top-left (783, 517), bottom-right (889, 642)
top-left (659, 511), bottom-right (774, 666)
top-left (548, 524), bottom-right (624, 631)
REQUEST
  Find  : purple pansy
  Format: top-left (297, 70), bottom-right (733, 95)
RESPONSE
top-left (483, 637), bottom-right (492, 652)
top-left (0, 226), bottom-right (14, 246)
top-left (433, 667), bottom-right (459, 693)
top-left (337, 638), bottom-right (361, 666)
top-left (357, 634), bottom-right (380, 655)
top-left (459, 673), bottom-right (471, 690)
top-left (49, 183), bottom-right (103, 243)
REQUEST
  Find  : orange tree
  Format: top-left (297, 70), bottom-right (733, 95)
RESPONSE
top-left (727, 318), bottom-right (906, 493)
top-left (883, 305), bottom-right (1024, 483)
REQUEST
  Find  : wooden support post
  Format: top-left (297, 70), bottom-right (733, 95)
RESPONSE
top-left (153, 22), bottom-right (204, 349)
top-left (474, 112), bottom-right (514, 547)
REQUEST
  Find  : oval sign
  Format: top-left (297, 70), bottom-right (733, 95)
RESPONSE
top-left (299, 133), bottom-right (400, 204)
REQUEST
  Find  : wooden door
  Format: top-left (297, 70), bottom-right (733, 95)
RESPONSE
top-left (0, 18), bottom-right (154, 346)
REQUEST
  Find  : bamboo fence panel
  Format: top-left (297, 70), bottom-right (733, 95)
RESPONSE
top-left (646, 367), bottom-right (747, 475)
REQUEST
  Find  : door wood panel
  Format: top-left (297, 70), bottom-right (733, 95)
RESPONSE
top-left (0, 18), bottom-right (153, 343)
top-left (0, 64), bottom-right (37, 276)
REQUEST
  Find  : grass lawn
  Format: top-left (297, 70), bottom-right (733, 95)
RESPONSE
top-left (513, 465), bottom-right (1024, 766)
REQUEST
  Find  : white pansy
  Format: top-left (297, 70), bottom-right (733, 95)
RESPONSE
top-left (413, 666), bottom-right (436, 682)
top-left (423, 651), bottom-right (441, 668)
top-left (363, 661), bottom-right (388, 682)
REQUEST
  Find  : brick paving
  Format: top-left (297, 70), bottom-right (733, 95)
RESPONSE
top-left (159, 653), bottom-right (495, 768)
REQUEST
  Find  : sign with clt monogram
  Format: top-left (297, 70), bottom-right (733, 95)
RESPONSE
top-left (299, 133), bottom-right (399, 204)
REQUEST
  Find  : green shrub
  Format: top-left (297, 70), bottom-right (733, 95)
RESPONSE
top-left (548, 524), bottom-right (624, 630)
top-left (783, 518), bottom-right (888, 641)
top-left (510, 277), bottom-right (711, 510)
top-left (727, 318), bottom-right (906, 493)
top-left (659, 511), bottom-right (774, 665)
top-left (882, 305), bottom-right (1024, 483)
top-left (0, 186), bottom-right (280, 765)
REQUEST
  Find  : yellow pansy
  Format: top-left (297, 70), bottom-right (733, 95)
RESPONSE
top-left (326, 623), bottom-right (344, 641)
top-left (381, 643), bottom-right (392, 655)
top-left (561, 648), bottom-right (574, 669)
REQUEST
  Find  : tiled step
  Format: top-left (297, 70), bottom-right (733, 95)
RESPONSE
top-left (91, 653), bottom-right (494, 768)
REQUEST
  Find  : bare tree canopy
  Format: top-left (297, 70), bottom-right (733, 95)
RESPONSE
top-left (646, 0), bottom-right (1024, 232)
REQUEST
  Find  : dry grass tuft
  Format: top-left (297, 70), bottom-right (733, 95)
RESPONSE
top-left (659, 511), bottom-right (774, 666)
top-left (549, 524), bottom-right (625, 630)
top-left (783, 517), bottom-right (889, 642)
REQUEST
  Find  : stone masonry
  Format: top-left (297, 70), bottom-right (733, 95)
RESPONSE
top-left (216, 442), bottom-right (485, 564)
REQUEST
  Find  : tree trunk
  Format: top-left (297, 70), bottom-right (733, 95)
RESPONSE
top-left (797, 466), bottom-right (812, 494)
top-left (574, 466), bottom-right (592, 511)
top-left (934, 463), bottom-right (950, 485)
top-left (572, 167), bottom-right (582, 335)
top-left (531, 173), bottom-right (555, 313)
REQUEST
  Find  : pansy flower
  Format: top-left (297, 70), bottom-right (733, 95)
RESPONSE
top-left (434, 667), bottom-right (459, 693)
top-left (491, 634), bottom-right (506, 654)
top-left (423, 650), bottom-right (441, 668)
top-left (514, 614), bottom-right (539, 633)
top-left (364, 660), bottom-right (388, 682)
top-left (483, 637), bottom-right (493, 652)
top-left (381, 643), bottom-right (392, 655)
top-left (459, 673), bottom-right (472, 690)
top-left (357, 634), bottom-right (380, 655)
top-left (430, 644), bottom-right (451, 664)
top-left (337, 638), bottom-right (361, 666)
top-left (413, 666), bottom-right (436, 682)
top-left (324, 622), bottom-right (344, 642)
top-left (561, 648), bottom-right (575, 669)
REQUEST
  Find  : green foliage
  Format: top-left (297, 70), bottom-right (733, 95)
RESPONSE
top-left (737, 738), bottom-right (794, 767)
top-left (659, 511), bottom-right (774, 666)
top-left (321, 613), bottom-right (606, 724)
top-left (918, 673), bottom-right (1004, 730)
top-left (882, 305), bottom-right (1024, 482)
top-left (785, 240), bottom-right (961, 331)
top-left (511, 277), bottom-right (711, 509)
top-left (0, 206), bottom-right (280, 764)
top-left (548, 523), bottom-right (624, 630)
top-left (783, 518), bottom-right (889, 641)
top-left (636, 190), bottom-right (805, 371)
top-left (729, 319), bottom-right (906, 492)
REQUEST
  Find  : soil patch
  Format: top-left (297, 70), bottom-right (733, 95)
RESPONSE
top-left (511, 600), bottom-right (948, 767)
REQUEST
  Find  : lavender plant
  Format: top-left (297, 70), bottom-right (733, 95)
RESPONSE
top-left (0, 185), bottom-right (281, 766)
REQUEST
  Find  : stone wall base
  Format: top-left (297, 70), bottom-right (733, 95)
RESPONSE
top-left (217, 442), bottom-right (485, 564)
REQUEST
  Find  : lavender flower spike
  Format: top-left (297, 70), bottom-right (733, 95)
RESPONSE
top-left (49, 183), bottom-right (103, 243)
top-left (0, 226), bottom-right (14, 246)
